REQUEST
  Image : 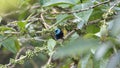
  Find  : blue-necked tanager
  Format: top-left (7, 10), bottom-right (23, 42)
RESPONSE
top-left (55, 28), bottom-right (64, 40)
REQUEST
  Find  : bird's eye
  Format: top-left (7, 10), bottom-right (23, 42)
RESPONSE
top-left (55, 28), bottom-right (61, 34)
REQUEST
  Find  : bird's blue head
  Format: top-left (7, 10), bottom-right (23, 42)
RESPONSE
top-left (55, 28), bottom-right (61, 35)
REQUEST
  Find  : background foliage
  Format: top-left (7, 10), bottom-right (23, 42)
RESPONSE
top-left (0, 0), bottom-right (120, 68)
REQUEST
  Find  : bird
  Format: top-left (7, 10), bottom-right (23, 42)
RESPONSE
top-left (55, 28), bottom-right (64, 40)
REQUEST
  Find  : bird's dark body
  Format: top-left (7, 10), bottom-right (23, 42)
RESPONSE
top-left (55, 28), bottom-right (64, 40)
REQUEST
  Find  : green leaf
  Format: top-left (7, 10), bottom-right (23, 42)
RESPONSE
top-left (0, 26), bottom-right (15, 31)
top-left (53, 38), bottom-right (100, 59)
top-left (86, 24), bottom-right (100, 33)
top-left (43, 0), bottom-right (75, 7)
top-left (89, 7), bottom-right (104, 21)
top-left (55, 14), bottom-right (70, 25)
top-left (47, 39), bottom-right (56, 52)
top-left (0, 35), bottom-right (4, 47)
top-left (39, 0), bottom-right (49, 5)
top-left (14, 39), bottom-right (20, 51)
top-left (17, 21), bottom-right (27, 32)
top-left (56, 14), bottom-right (69, 23)
top-left (18, 10), bottom-right (29, 20)
top-left (72, 2), bottom-right (93, 24)
top-left (83, 33), bottom-right (96, 39)
top-left (2, 37), bottom-right (18, 53)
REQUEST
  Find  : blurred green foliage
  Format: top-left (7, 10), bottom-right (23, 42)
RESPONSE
top-left (0, 0), bottom-right (120, 68)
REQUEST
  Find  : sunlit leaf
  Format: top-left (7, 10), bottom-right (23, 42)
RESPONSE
top-left (73, 13), bottom-right (85, 29)
top-left (95, 24), bottom-right (108, 38)
top-left (77, 19), bottom-right (84, 29)
top-left (83, 33), bottom-right (96, 39)
top-left (17, 21), bottom-right (27, 32)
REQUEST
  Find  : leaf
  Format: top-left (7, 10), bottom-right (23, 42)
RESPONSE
top-left (56, 14), bottom-right (69, 24)
top-left (0, 35), bottom-right (4, 47)
top-left (95, 24), bottom-right (108, 38)
top-left (72, 2), bottom-right (93, 24)
top-left (18, 10), bottom-right (29, 20)
top-left (89, 6), bottom-right (104, 21)
top-left (53, 38), bottom-right (100, 59)
top-left (83, 33), bottom-right (96, 39)
top-left (81, 53), bottom-right (91, 68)
top-left (17, 21), bottom-right (27, 32)
top-left (39, 0), bottom-right (49, 5)
top-left (69, 32), bottom-right (79, 41)
top-left (95, 41), bottom-right (113, 60)
top-left (0, 26), bottom-right (15, 31)
top-left (106, 50), bottom-right (120, 68)
top-left (47, 39), bottom-right (56, 52)
top-left (109, 12), bottom-right (120, 37)
top-left (86, 24), bottom-right (100, 33)
top-left (43, 0), bottom-right (75, 7)
top-left (14, 39), bottom-right (20, 51)
top-left (2, 37), bottom-right (18, 53)
top-left (72, 2), bottom-right (93, 29)
top-left (114, 7), bottom-right (120, 11)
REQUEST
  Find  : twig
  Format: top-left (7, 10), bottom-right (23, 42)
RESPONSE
top-left (7, 46), bottom-right (34, 68)
top-left (42, 51), bottom-right (55, 68)
top-left (106, 0), bottom-right (120, 16)
top-left (6, 47), bottom-right (46, 68)
top-left (40, 13), bottom-right (50, 29)
top-left (7, 55), bottom-right (27, 67)
top-left (63, 30), bottom-right (75, 40)
top-left (47, 52), bottom-right (54, 65)
top-left (52, 0), bottom-right (110, 14)
top-left (103, 0), bottom-right (120, 24)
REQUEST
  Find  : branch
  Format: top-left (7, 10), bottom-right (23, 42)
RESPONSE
top-left (63, 30), bottom-right (75, 40)
top-left (5, 47), bottom-right (46, 68)
top-left (106, 0), bottom-right (120, 17)
top-left (40, 13), bottom-right (50, 29)
top-left (52, 0), bottom-right (110, 14)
